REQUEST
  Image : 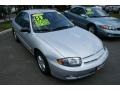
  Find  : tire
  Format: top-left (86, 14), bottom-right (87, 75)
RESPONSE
top-left (12, 28), bottom-right (20, 42)
top-left (88, 25), bottom-right (96, 34)
top-left (35, 51), bottom-right (50, 75)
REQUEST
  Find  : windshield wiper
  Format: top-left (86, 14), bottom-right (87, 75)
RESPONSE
top-left (91, 15), bottom-right (108, 18)
top-left (35, 25), bottom-right (74, 33)
top-left (53, 25), bottom-right (74, 31)
top-left (35, 29), bottom-right (52, 33)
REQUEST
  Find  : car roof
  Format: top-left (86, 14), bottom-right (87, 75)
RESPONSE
top-left (22, 9), bottom-right (57, 14)
top-left (71, 6), bottom-right (96, 10)
top-left (71, 6), bottom-right (86, 9)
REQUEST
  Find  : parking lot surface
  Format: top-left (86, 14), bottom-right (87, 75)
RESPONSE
top-left (0, 30), bottom-right (120, 85)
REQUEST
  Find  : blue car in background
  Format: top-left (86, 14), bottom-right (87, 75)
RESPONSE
top-left (64, 6), bottom-right (120, 37)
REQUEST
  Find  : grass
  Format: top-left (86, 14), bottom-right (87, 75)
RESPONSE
top-left (0, 21), bottom-right (12, 32)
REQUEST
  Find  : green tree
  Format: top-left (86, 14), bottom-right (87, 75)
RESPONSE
top-left (0, 6), bottom-right (7, 20)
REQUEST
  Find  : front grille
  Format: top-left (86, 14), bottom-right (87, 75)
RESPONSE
top-left (83, 49), bottom-right (105, 64)
top-left (82, 48), bottom-right (103, 59)
top-left (84, 52), bottom-right (104, 64)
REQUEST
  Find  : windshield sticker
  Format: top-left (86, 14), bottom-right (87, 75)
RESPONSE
top-left (32, 13), bottom-right (50, 27)
top-left (86, 8), bottom-right (94, 15)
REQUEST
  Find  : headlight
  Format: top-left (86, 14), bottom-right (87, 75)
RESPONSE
top-left (99, 25), bottom-right (109, 29)
top-left (57, 57), bottom-right (82, 67)
top-left (99, 25), bottom-right (116, 30)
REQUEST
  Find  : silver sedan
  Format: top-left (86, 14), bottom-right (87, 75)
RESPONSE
top-left (12, 9), bottom-right (108, 80)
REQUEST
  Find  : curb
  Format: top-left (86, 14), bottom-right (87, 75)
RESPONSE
top-left (0, 28), bottom-right (12, 35)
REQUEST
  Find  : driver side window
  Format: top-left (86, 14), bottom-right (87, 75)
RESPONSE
top-left (15, 12), bottom-right (30, 28)
top-left (70, 7), bottom-right (86, 15)
top-left (70, 7), bottom-right (79, 15)
top-left (15, 12), bottom-right (24, 26)
top-left (22, 13), bottom-right (30, 28)
top-left (78, 8), bottom-right (86, 15)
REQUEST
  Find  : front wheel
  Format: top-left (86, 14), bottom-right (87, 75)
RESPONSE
top-left (88, 26), bottom-right (96, 34)
top-left (12, 28), bottom-right (19, 42)
top-left (35, 51), bottom-right (50, 75)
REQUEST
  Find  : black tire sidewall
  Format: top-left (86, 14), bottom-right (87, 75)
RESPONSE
top-left (12, 28), bottom-right (19, 42)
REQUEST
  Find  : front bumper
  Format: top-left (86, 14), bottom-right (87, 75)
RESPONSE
top-left (97, 28), bottom-right (120, 37)
top-left (49, 48), bottom-right (108, 80)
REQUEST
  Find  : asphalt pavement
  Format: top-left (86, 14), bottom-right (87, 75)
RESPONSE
top-left (0, 30), bottom-right (120, 85)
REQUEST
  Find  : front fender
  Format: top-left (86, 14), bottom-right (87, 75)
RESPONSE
top-left (32, 35), bottom-right (64, 62)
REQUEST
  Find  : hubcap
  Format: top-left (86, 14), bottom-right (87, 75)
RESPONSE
top-left (37, 55), bottom-right (46, 71)
top-left (14, 31), bottom-right (17, 39)
top-left (89, 26), bottom-right (95, 33)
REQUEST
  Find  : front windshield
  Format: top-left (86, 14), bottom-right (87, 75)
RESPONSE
top-left (86, 8), bottom-right (108, 17)
top-left (31, 12), bottom-right (74, 33)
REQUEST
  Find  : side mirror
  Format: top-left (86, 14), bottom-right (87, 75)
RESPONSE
top-left (21, 27), bottom-right (30, 33)
top-left (81, 14), bottom-right (88, 18)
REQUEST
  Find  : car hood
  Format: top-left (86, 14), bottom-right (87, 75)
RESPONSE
top-left (36, 26), bottom-right (103, 58)
top-left (88, 17), bottom-right (120, 26)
